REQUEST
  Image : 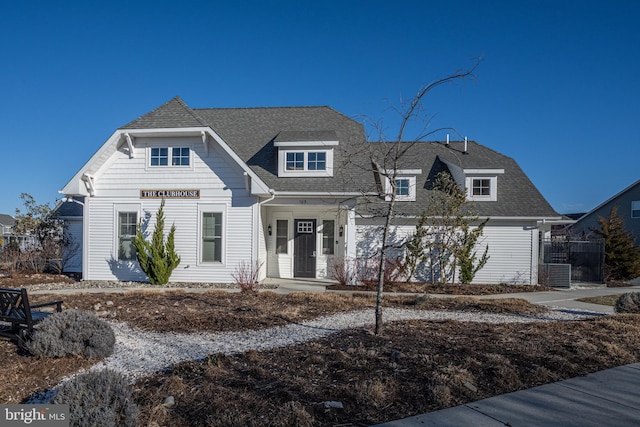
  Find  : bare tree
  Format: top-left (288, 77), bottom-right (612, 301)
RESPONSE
top-left (12, 193), bottom-right (72, 274)
top-left (344, 60), bottom-right (480, 335)
top-left (411, 171), bottom-right (489, 285)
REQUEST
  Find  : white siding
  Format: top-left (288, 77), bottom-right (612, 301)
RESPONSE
top-left (355, 219), bottom-right (414, 259)
top-left (353, 219), bottom-right (538, 285)
top-left (83, 135), bottom-right (258, 283)
top-left (472, 224), bottom-right (535, 285)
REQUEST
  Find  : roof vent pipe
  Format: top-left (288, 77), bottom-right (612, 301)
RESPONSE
top-left (464, 136), bottom-right (468, 154)
top-left (446, 134), bottom-right (449, 146)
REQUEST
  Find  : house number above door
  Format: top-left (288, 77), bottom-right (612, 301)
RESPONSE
top-left (297, 221), bottom-right (314, 233)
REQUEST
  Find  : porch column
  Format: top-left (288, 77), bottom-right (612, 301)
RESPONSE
top-left (344, 205), bottom-right (356, 260)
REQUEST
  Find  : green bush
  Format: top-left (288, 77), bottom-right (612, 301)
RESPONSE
top-left (26, 310), bottom-right (115, 359)
top-left (614, 292), bottom-right (640, 314)
top-left (53, 369), bottom-right (138, 427)
top-left (134, 199), bottom-right (181, 285)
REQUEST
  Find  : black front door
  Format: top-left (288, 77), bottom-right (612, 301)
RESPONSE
top-left (294, 219), bottom-right (316, 278)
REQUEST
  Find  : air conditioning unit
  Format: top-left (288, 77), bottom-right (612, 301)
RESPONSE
top-left (539, 263), bottom-right (571, 288)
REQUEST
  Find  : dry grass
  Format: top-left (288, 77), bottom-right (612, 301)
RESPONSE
top-left (133, 315), bottom-right (640, 426)
top-left (577, 294), bottom-right (619, 306)
top-left (3, 274), bottom-right (640, 426)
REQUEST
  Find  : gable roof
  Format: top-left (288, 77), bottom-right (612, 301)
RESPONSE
top-left (0, 214), bottom-right (15, 227)
top-left (575, 179), bottom-right (640, 222)
top-left (123, 99), bottom-right (367, 194)
top-left (121, 97), bottom-right (208, 129)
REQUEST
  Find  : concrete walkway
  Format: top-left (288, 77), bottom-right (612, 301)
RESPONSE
top-left (472, 285), bottom-right (639, 314)
top-left (374, 363), bottom-right (640, 427)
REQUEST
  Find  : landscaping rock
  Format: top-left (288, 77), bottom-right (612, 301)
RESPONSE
top-left (323, 401), bottom-right (343, 410)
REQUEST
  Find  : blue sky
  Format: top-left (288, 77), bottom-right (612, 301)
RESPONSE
top-left (1, 0), bottom-right (638, 216)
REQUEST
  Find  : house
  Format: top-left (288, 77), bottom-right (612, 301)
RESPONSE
top-left (0, 214), bottom-right (15, 248)
top-left (0, 214), bottom-right (37, 250)
top-left (59, 97), bottom-right (563, 285)
top-left (570, 179), bottom-right (640, 241)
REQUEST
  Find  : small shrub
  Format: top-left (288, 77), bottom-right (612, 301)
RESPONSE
top-left (27, 310), bottom-right (115, 359)
top-left (329, 257), bottom-right (357, 286)
top-left (232, 260), bottom-right (263, 292)
top-left (356, 256), bottom-right (408, 287)
top-left (614, 292), bottom-right (640, 313)
top-left (53, 369), bottom-right (138, 427)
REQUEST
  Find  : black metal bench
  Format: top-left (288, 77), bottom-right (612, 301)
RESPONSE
top-left (0, 287), bottom-right (63, 341)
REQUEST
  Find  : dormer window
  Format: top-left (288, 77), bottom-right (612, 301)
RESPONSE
top-left (395, 179), bottom-right (410, 196)
top-left (383, 170), bottom-right (420, 201)
top-left (284, 151), bottom-right (327, 172)
top-left (286, 152), bottom-right (304, 170)
top-left (275, 131), bottom-right (338, 177)
top-left (466, 174), bottom-right (500, 202)
top-left (472, 178), bottom-right (491, 196)
top-left (307, 152), bottom-right (326, 170)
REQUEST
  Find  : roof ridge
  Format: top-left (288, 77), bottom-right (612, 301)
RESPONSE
top-left (176, 97), bottom-right (208, 127)
top-left (119, 96), bottom-right (207, 129)
top-left (193, 105), bottom-right (331, 111)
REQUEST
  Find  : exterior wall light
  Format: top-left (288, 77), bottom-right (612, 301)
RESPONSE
top-left (268, 224), bottom-right (272, 236)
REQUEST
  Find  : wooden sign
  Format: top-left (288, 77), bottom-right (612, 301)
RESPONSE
top-left (140, 189), bottom-right (200, 199)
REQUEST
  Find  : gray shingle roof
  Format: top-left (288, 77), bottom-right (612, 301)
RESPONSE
top-left (0, 214), bottom-right (15, 227)
top-left (119, 97), bottom-right (559, 218)
top-left (122, 97), bottom-right (207, 129)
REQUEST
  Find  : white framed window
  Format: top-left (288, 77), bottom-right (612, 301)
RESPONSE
top-left (395, 179), bottom-right (410, 196)
top-left (117, 212), bottom-right (137, 261)
top-left (198, 204), bottom-right (226, 264)
top-left (285, 152), bottom-right (304, 170)
top-left (278, 149), bottom-right (333, 177)
top-left (472, 178), bottom-right (491, 196)
top-left (632, 201), bottom-right (640, 219)
top-left (466, 176), bottom-right (498, 201)
top-left (172, 147), bottom-right (190, 166)
top-left (385, 176), bottom-right (416, 201)
top-left (276, 219), bottom-right (288, 254)
top-left (149, 146), bottom-right (191, 167)
top-left (114, 204), bottom-right (140, 262)
top-left (307, 152), bottom-right (327, 170)
top-left (322, 220), bottom-right (335, 255)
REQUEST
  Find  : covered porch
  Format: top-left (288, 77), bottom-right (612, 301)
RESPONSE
top-left (260, 197), bottom-right (357, 280)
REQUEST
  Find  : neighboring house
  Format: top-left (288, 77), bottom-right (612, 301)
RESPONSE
top-left (0, 214), bottom-right (15, 248)
top-left (570, 179), bottom-right (640, 241)
top-left (0, 213), bottom-right (37, 250)
top-left (59, 97), bottom-right (562, 285)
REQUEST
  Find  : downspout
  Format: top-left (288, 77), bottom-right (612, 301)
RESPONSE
top-left (256, 189), bottom-right (276, 279)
